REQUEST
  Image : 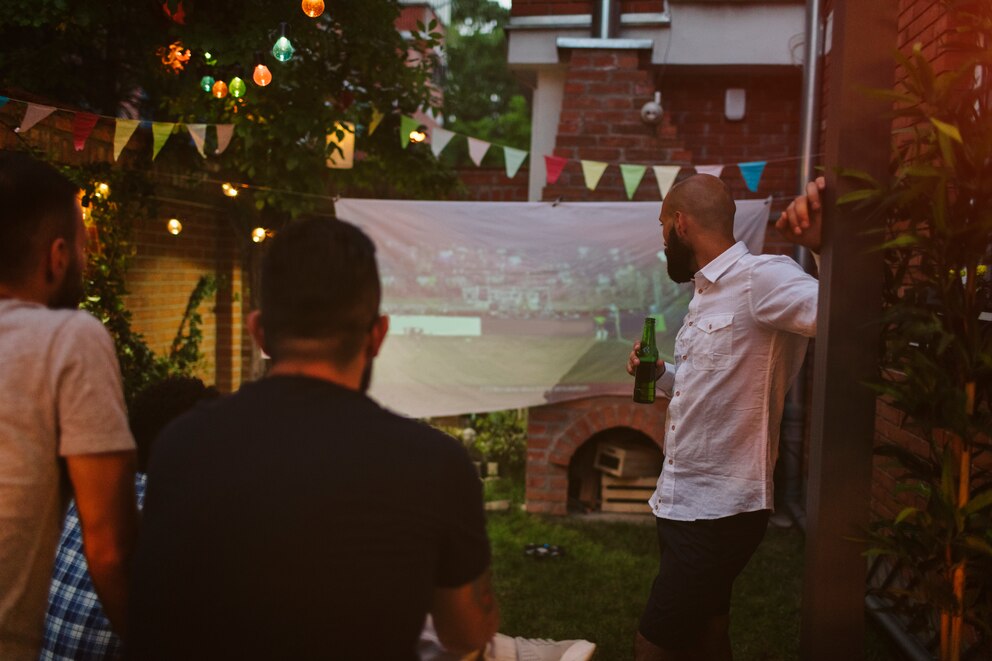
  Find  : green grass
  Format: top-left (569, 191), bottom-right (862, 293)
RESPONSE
top-left (484, 488), bottom-right (903, 661)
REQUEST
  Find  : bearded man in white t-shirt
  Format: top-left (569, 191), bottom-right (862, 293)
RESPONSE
top-left (0, 152), bottom-right (137, 660)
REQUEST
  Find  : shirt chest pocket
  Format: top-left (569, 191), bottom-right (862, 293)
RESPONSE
top-left (690, 313), bottom-right (734, 371)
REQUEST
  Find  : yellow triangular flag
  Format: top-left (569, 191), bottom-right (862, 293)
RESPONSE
top-left (581, 160), bottom-right (608, 191)
top-left (369, 108), bottom-right (385, 136)
top-left (151, 122), bottom-right (175, 160)
top-left (113, 119), bottom-right (140, 161)
top-left (652, 165), bottom-right (681, 199)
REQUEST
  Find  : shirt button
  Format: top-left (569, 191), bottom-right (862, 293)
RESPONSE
top-left (670, 424), bottom-right (675, 431)
top-left (688, 321), bottom-right (693, 326)
top-left (708, 323), bottom-right (712, 330)
top-left (698, 288), bottom-right (703, 294)
top-left (681, 354), bottom-right (687, 360)
top-left (668, 459), bottom-right (673, 465)
top-left (675, 391), bottom-right (680, 397)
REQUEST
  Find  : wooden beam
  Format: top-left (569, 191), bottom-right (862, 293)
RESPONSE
top-left (800, 1), bottom-right (897, 658)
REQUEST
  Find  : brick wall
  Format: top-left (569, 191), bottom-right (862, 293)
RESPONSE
top-left (456, 167), bottom-right (530, 201)
top-left (0, 103), bottom-right (250, 392)
top-left (512, 0), bottom-right (666, 17)
top-left (526, 395), bottom-right (669, 514)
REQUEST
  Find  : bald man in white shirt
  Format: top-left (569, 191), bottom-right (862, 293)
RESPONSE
top-left (627, 175), bottom-right (824, 661)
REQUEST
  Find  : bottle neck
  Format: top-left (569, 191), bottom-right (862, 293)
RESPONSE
top-left (641, 320), bottom-right (656, 347)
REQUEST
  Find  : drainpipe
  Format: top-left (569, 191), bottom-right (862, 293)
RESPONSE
top-left (591, 0), bottom-right (620, 40)
top-left (781, 0), bottom-right (823, 531)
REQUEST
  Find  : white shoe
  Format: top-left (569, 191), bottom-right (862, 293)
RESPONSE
top-left (513, 636), bottom-right (596, 661)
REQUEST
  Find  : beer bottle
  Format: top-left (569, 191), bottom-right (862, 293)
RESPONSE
top-left (633, 317), bottom-right (659, 404)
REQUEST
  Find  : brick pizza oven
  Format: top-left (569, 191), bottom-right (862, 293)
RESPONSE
top-left (525, 396), bottom-right (670, 515)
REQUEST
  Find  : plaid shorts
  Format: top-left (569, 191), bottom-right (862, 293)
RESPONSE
top-left (638, 509), bottom-right (770, 650)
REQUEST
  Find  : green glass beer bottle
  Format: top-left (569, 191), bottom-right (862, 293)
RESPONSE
top-left (633, 317), bottom-right (659, 404)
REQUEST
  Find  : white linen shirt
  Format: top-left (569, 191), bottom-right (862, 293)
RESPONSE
top-left (649, 241), bottom-right (818, 520)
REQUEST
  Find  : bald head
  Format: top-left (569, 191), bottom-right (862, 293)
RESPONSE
top-left (662, 174), bottom-right (736, 239)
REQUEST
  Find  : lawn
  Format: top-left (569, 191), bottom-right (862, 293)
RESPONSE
top-left (484, 479), bottom-right (902, 660)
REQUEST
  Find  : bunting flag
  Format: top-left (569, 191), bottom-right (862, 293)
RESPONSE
top-left (544, 155), bottom-right (568, 185)
top-left (113, 119), bottom-right (140, 161)
top-left (400, 115), bottom-right (420, 148)
top-left (430, 127), bottom-right (455, 157)
top-left (695, 164), bottom-right (724, 178)
top-left (17, 103), bottom-right (55, 133)
top-left (738, 160), bottom-right (767, 192)
top-left (0, 96), bottom-right (10, 109)
top-left (215, 124), bottom-right (234, 154)
top-left (326, 122), bottom-right (355, 169)
top-left (467, 137), bottom-right (491, 167)
top-left (151, 122), bottom-right (175, 160)
top-left (187, 123), bottom-right (208, 158)
top-left (652, 165), bottom-right (681, 199)
top-left (619, 164), bottom-right (647, 200)
top-left (72, 112), bottom-right (99, 152)
top-left (581, 160), bottom-right (608, 191)
top-left (368, 108), bottom-right (385, 136)
top-left (503, 147), bottom-right (528, 179)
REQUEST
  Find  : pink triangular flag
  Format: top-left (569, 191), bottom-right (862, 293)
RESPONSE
top-left (16, 104), bottom-right (56, 133)
top-left (215, 124), bottom-right (234, 154)
top-left (187, 124), bottom-right (208, 158)
top-left (72, 113), bottom-right (99, 151)
top-left (430, 127), bottom-right (455, 157)
top-left (467, 137), bottom-right (491, 167)
top-left (695, 164), bottom-right (724, 178)
top-left (544, 155), bottom-right (568, 185)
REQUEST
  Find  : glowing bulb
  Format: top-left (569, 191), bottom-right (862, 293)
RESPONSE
top-left (212, 80), bottom-right (228, 99)
top-left (252, 52), bottom-right (272, 86)
top-left (167, 218), bottom-right (183, 235)
top-left (200, 75), bottom-right (215, 93)
top-left (301, 0), bottom-right (324, 18)
top-left (229, 76), bottom-right (247, 99)
top-left (204, 51), bottom-right (216, 65)
top-left (409, 129), bottom-right (427, 144)
top-left (94, 182), bottom-right (110, 198)
top-left (221, 182), bottom-right (239, 197)
top-left (251, 227), bottom-right (267, 243)
top-left (272, 23), bottom-right (294, 62)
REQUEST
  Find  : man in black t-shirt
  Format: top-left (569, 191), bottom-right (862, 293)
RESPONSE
top-left (128, 218), bottom-right (498, 661)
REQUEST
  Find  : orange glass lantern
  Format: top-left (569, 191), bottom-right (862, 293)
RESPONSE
top-left (301, 0), bottom-right (324, 18)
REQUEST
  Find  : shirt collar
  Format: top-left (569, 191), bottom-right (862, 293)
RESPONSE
top-left (696, 241), bottom-right (748, 284)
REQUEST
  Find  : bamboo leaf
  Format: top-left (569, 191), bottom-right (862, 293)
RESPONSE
top-left (962, 489), bottom-right (992, 516)
top-left (930, 118), bottom-right (963, 144)
top-left (895, 507), bottom-right (918, 524)
top-left (838, 189), bottom-right (876, 205)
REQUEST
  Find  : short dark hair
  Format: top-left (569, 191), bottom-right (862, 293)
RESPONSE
top-left (0, 152), bottom-right (80, 284)
top-left (129, 376), bottom-right (220, 472)
top-left (259, 217), bottom-right (381, 366)
top-left (664, 174), bottom-right (737, 237)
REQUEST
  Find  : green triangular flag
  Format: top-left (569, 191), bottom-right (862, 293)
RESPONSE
top-left (503, 147), bottom-right (528, 179)
top-left (581, 160), bottom-right (608, 191)
top-left (400, 115), bottom-right (419, 149)
top-left (619, 164), bottom-right (647, 200)
top-left (151, 122), bottom-right (175, 160)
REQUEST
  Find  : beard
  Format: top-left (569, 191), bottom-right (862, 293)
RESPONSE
top-left (664, 228), bottom-right (697, 284)
top-left (50, 254), bottom-right (85, 309)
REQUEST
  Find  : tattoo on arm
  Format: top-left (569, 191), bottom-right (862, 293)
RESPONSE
top-left (471, 568), bottom-right (496, 615)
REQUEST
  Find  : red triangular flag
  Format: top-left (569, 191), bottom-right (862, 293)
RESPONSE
top-left (544, 155), bottom-right (568, 185)
top-left (72, 113), bottom-right (99, 152)
top-left (162, 0), bottom-right (185, 24)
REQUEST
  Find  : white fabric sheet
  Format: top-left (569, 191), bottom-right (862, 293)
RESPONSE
top-left (335, 198), bottom-right (772, 418)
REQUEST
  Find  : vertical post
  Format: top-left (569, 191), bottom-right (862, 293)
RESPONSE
top-left (800, 1), bottom-right (896, 659)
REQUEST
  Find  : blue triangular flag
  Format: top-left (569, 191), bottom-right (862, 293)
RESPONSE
top-left (0, 97), bottom-right (8, 109)
top-left (738, 161), bottom-right (767, 193)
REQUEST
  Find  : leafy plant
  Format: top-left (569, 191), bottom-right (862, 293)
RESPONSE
top-left (847, 3), bottom-right (992, 658)
top-left (468, 409), bottom-right (528, 477)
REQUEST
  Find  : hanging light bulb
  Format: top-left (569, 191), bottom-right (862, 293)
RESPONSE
top-left (272, 23), bottom-right (295, 63)
top-left (200, 75), bottom-right (215, 93)
top-left (204, 51), bottom-right (217, 65)
top-left (94, 182), bottom-right (110, 198)
top-left (251, 227), bottom-right (268, 243)
top-left (409, 126), bottom-right (427, 144)
top-left (252, 52), bottom-right (272, 87)
top-left (229, 76), bottom-right (247, 99)
top-left (166, 218), bottom-right (183, 235)
top-left (212, 80), bottom-right (229, 99)
top-left (301, 0), bottom-right (324, 18)
top-left (221, 182), bottom-right (239, 197)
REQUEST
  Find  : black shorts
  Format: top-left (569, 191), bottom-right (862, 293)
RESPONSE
top-left (638, 509), bottom-right (770, 650)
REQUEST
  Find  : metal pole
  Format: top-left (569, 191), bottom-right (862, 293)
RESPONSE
top-left (781, 0), bottom-right (824, 529)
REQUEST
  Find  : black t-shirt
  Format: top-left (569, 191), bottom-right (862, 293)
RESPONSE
top-left (128, 376), bottom-right (490, 661)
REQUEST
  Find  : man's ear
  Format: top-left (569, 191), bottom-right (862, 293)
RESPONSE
top-left (368, 314), bottom-right (389, 358)
top-left (46, 237), bottom-right (70, 284)
top-left (246, 310), bottom-right (268, 356)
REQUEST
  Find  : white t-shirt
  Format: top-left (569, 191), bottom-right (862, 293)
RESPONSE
top-left (0, 299), bottom-right (134, 660)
